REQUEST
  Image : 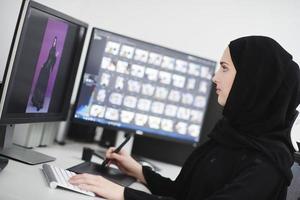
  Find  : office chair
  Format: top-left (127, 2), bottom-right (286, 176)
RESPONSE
top-left (287, 142), bottom-right (300, 200)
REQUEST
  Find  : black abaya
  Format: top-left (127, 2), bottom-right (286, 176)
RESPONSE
top-left (31, 45), bottom-right (56, 111)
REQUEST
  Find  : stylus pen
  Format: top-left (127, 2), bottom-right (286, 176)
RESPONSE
top-left (100, 134), bottom-right (132, 169)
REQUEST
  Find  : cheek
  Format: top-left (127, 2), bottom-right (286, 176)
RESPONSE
top-left (222, 86), bottom-right (230, 99)
top-left (218, 83), bottom-right (231, 106)
top-left (222, 75), bottom-right (235, 104)
top-left (223, 75), bottom-right (235, 96)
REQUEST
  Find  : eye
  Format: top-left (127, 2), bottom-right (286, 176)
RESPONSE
top-left (221, 65), bottom-right (229, 72)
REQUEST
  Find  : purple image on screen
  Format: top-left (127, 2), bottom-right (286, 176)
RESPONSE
top-left (26, 19), bottom-right (68, 113)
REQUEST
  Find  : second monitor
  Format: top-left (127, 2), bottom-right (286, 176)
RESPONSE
top-left (73, 28), bottom-right (216, 146)
top-left (0, 0), bottom-right (87, 164)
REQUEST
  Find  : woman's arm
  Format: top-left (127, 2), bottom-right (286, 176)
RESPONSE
top-left (106, 147), bottom-right (178, 196)
top-left (68, 170), bottom-right (177, 200)
top-left (205, 159), bottom-right (283, 200)
top-left (124, 187), bottom-right (176, 200)
top-left (69, 173), bottom-right (125, 200)
top-left (142, 166), bottom-right (177, 197)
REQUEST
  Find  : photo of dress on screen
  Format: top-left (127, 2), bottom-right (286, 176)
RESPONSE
top-left (31, 36), bottom-right (57, 111)
top-left (26, 19), bottom-right (68, 113)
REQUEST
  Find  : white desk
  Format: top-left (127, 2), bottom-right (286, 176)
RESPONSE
top-left (0, 141), bottom-right (181, 200)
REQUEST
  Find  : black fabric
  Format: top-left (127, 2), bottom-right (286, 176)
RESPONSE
top-left (125, 187), bottom-right (175, 200)
top-left (141, 166), bottom-right (177, 197)
top-left (31, 42), bottom-right (57, 111)
top-left (210, 36), bottom-right (300, 185)
top-left (124, 36), bottom-right (300, 200)
top-left (125, 141), bottom-right (286, 200)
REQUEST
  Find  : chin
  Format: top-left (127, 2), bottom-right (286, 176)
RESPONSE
top-left (217, 97), bottom-right (225, 106)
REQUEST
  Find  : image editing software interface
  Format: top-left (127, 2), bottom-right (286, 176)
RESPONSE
top-left (74, 28), bottom-right (216, 143)
top-left (0, 0), bottom-right (87, 164)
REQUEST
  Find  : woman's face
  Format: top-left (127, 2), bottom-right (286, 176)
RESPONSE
top-left (212, 47), bottom-right (237, 106)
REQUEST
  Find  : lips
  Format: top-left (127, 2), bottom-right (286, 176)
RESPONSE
top-left (216, 88), bottom-right (221, 94)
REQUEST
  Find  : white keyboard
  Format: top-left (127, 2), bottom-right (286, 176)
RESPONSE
top-left (42, 164), bottom-right (95, 197)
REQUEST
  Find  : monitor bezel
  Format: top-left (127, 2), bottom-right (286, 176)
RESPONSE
top-left (72, 27), bottom-right (216, 145)
top-left (0, 0), bottom-right (88, 124)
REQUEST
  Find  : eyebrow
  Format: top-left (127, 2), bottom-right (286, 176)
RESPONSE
top-left (220, 61), bottom-right (229, 65)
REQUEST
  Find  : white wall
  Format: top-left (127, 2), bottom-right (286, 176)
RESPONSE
top-left (0, 0), bottom-right (22, 82)
top-left (1, 0), bottom-right (300, 143)
top-left (33, 0), bottom-right (300, 63)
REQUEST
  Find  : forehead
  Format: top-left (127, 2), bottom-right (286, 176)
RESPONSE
top-left (221, 47), bottom-right (231, 62)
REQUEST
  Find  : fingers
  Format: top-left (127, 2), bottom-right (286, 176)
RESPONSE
top-left (110, 152), bottom-right (125, 162)
top-left (106, 147), bottom-right (127, 157)
top-left (77, 184), bottom-right (99, 194)
top-left (69, 173), bottom-right (125, 200)
top-left (69, 173), bottom-right (101, 186)
top-left (105, 147), bottom-right (116, 159)
top-left (106, 148), bottom-right (127, 161)
top-left (69, 174), bottom-right (104, 197)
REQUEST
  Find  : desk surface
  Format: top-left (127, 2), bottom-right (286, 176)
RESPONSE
top-left (0, 141), bottom-right (181, 200)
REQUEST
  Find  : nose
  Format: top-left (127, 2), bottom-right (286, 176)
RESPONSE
top-left (212, 72), bottom-right (217, 84)
top-left (212, 67), bottom-right (220, 84)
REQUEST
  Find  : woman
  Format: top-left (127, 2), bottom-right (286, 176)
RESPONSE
top-left (31, 36), bottom-right (57, 111)
top-left (69, 36), bottom-right (300, 200)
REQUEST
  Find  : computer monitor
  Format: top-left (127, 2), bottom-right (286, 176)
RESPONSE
top-left (73, 28), bottom-right (216, 147)
top-left (0, 0), bottom-right (87, 164)
top-left (131, 85), bottom-right (223, 165)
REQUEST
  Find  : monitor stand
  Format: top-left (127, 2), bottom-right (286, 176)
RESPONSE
top-left (0, 124), bottom-right (55, 165)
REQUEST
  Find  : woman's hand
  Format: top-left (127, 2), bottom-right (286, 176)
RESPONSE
top-left (106, 147), bottom-right (146, 184)
top-left (69, 173), bottom-right (124, 200)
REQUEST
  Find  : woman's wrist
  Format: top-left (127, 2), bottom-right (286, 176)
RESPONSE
top-left (118, 186), bottom-right (125, 200)
top-left (135, 164), bottom-right (146, 184)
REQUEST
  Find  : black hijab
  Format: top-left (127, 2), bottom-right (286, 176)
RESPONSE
top-left (209, 36), bottom-right (300, 184)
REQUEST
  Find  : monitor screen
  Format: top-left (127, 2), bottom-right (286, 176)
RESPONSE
top-left (0, 0), bottom-right (87, 123)
top-left (73, 28), bottom-right (216, 143)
